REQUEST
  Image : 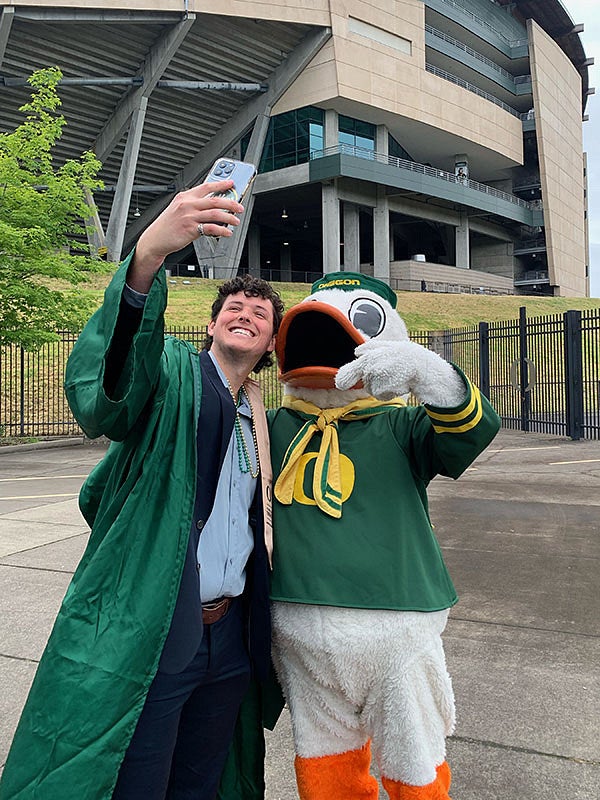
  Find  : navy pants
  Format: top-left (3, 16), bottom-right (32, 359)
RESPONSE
top-left (113, 598), bottom-right (251, 800)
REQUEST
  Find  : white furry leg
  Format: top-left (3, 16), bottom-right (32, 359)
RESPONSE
top-left (271, 603), bottom-right (369, 758)
top-left (271, 602), bottom-right (455, 786)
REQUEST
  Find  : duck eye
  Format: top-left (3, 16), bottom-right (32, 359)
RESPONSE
top-left (349, 298), bottom-right (385, 338)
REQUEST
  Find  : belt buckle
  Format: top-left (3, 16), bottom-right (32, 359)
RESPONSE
top-left (202, 598), bottom-right (227, 611)
top-left (202, 597), bottom-right (231, 625)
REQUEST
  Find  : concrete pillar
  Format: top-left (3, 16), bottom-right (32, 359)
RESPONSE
top-left (376, 124), bottom-right (388, 157)
top-left (322, 181), bottom-right (340, 272)
top-left (83, 187), bottom-right (106, 257)
top-left (456, 213), bottom-right (470, 268)
top-left (280, 242), bottom-right (292, 282)
top-left (325, 109), bottom-right (338, 150)
top-left (217, 109), bottom-right (272, 278)
top-left (343, 203), bottom-right (360, 271)
top-left (248, 224), bottom-right (261, 277)
top-left (373, 185), bottom-right (390, 282)
top-left (0, 7), bottom-right (15, 68)
top-left (106, 97), bottom-right (147, 262)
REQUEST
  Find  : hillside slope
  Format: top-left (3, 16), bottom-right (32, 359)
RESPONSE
top-left (79, 276), bottom-right (600, 332)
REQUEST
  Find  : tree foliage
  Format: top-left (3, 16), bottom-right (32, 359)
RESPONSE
top-left (0, 67), bottom-right (111, 349)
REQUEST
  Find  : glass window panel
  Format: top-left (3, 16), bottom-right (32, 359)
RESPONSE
top-left (273, 151), bottom-right (298, 170)
top-left (296, 128), bottom-right (309, 150)
top-left (338, 115), bottom-right (355, 134)
top-left (355, 119), bottom-right (375, 139)
top-left (274, 122), bottom-right (295, 140)
top-left (309, 123), bottom-right (323, 146)
top-left (274, 136), bottom-right (296, 155)
top-left (356, 136), bottom-right (375, 151)
top-left (240, 130), bottom-right (251, 159)
top-left (258, 128), bottom-right (274, 172)
top-left (261, 107), bottom-right (326, 171)
top-left (273, 111), bottom-right (295, 130)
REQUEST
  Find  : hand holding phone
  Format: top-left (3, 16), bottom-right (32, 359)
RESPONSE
top-left (205, 158), bottom-right (257, 209)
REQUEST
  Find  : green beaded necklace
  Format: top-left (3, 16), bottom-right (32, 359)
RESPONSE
top-left (228, 381), bottom-right (260, 478)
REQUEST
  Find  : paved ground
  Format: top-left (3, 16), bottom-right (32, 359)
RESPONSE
top-left (0, 430), bottom-right (599, 799)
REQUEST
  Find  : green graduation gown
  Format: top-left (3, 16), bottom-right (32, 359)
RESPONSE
top-left (0, 256), bottom-right (271, 800)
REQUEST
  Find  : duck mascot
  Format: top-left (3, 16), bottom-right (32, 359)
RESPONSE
top-left (267, 271), bottom-right (500, 800)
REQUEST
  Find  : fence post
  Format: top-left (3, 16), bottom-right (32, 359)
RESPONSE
top-left (442, 330), bottom-right (452, 362)
top-left (478, 321), bottom-right (490, 398)
top-left (564, 310), bottom-right (583, 441)
top-left (519, 306), bottom-right (530, 432)
top-left (20, 346), bottom-right (25, 437)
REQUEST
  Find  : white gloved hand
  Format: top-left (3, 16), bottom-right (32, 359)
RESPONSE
top-left (335, 339), bottom-right (467, 407)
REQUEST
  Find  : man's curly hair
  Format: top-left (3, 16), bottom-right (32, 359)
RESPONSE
top-left (204, 274), bottom-right (284, 373)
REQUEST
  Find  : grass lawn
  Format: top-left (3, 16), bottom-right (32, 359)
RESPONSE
top-left (78, 274), bottom-right (600, 332)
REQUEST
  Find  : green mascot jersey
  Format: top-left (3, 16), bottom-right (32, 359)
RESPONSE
top-left (269, 376), bottom-right (500, 611)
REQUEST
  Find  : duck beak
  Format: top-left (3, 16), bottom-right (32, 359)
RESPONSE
top-left (276, 301), bottom-right (365, 389)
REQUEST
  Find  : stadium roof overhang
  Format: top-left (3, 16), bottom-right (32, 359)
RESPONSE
top-left (0, 3), bottom-right (331, 262)
top-left (0, 1), bottom-right (591, 264)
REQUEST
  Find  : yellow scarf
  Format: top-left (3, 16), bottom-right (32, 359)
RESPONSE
top-left (274, 394), bottom-right (406, 518)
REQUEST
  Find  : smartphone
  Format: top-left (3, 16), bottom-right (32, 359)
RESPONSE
top-left (205, 158), bottom-right (257, 205)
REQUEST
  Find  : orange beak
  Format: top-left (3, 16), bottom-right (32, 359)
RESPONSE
top-left (276, 301), bottom-right (365, 389)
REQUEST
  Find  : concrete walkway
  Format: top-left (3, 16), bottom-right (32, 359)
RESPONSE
top-left (1, 430), bottom-right (599, 798)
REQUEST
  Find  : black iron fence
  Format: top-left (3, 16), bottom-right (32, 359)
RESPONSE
top-left (411, 307), bottom-right (600, 440)
top-left (0, 327), bottom-right (282, 439)
top-left (2, 308), bottom-right (599, 440)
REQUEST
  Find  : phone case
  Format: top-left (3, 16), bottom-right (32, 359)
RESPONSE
top-left (205, 158), bottom-right (257, 204)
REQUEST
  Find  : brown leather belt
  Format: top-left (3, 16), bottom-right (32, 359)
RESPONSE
top-left (202, 597), bottom-right (232, 625)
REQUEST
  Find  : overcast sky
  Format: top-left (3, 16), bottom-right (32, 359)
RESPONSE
top-left (564, 0), bottom-right (599, 296)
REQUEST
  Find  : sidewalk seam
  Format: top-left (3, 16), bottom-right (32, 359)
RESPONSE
top-left (451, 734), bottom-right (600, 767)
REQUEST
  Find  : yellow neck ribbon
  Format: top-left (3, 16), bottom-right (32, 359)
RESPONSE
top-left (274, 394), bottom-right (405, 518)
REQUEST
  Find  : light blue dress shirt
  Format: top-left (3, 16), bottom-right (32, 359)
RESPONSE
top-left (122, 284), bottom-right (257, 603)
top-left (198, 352), bottom-right (257, 603)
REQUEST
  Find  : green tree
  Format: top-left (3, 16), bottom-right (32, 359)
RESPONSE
top-left (0, 67), bottom-right (110, 349)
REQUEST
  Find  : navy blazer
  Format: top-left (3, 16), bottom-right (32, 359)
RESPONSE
top-left (159, 350), bottom-right (271, 678)
top-left (107, 303), bottom-right (271, 681)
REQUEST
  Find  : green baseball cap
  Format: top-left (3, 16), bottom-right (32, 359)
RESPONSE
top-left (311, 271), bottom-right (397, 309)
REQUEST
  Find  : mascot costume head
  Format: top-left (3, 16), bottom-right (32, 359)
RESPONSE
top-left (268, 271), bottom-right (500, 800)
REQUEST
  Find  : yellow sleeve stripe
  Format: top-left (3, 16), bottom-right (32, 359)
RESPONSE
top-left (427, 382), bottom-right (484, 434)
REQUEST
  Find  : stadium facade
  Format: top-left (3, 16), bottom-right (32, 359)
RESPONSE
top-left (0, 0), bottom-right (593, 296)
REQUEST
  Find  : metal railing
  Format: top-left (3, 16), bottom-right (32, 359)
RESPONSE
top-left (425, 63), bottom-right (521, 117)
top-left (2, 310), bottom-right (599, 441)
top-left (514, 238), bottom-right (546, 252)
top-left (311, 144), bottom-right (536, 210)
top-left (391, 277), bottom-right (514, 295)
top-left (425, 24), bottom-right (516, 81)
top-left (434, 0), bottom-right (529, 48)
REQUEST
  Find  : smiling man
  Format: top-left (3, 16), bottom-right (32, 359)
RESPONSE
top-left (0, 181), bottom-right (284, 800)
